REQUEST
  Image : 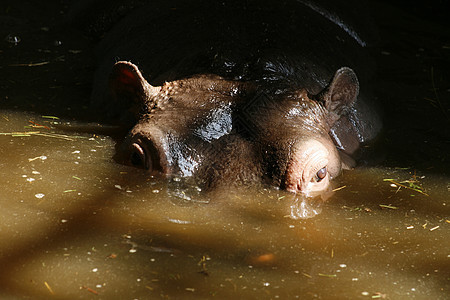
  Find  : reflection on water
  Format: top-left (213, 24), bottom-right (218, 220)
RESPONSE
top-left (289, 197), bottom-right (323, 219)
top-left (167, 177), bottom-right (210, 205)
top-left (0, 111), bottom-right (448, 299)
top-left (289, 187), bottom-right (335, 219)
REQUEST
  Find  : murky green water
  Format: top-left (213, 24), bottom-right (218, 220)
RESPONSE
top-left (0, 111), bottom-right (448, 299)
top-left (1, 0), bottom-right (450, 299)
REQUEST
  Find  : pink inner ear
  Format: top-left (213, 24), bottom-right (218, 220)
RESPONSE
top-left (118, 67), bottom-right (138, 86)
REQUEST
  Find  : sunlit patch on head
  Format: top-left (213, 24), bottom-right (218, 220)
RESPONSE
top-left (285, 139), bottom-right (341, 197)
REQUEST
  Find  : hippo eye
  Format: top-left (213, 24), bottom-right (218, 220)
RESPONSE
top-left (130, 142), bottom-right (151, 170)
top-left (315, 166), bottom-right (327, 182)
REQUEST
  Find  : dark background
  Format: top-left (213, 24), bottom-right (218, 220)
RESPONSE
top-left (1, 0), bottom-right (449, 174)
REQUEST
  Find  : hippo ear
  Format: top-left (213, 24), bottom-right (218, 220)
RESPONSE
top-left (108, 61), bottom-right (159, 117)
top-left (320, 67), bottom-right (359, 125)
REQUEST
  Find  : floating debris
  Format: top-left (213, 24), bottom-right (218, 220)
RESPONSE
top-left (27, 120), bottom-right (50, 130)
top-left (5, 34), bottom-right (21, 45)
top-left (0, 131), bottom-right (81, 141)
top-left (429, 226), bottom-right (440, 231)
top-left (10, 133), bottom-right (32, 137)
top-left (35, 193), bottom-right (45, 199)
top-left (0, 121), bottom-right (93, 141)
top-left (318, 273), bottom-right (337, 278)
top-left (332, 185), bottom-right (347, 192)
top-left (252, 253), bottom-right (276, 265)
top-left (28, 156), bottom-right (47, 162)
top-left (44, 281), bottom-right (54, 295)
top-left (81, 286), bottom-right (99, 295)
top-left (168, 218), bottom-right (191, 225)
top-left (372, 292), bottom-right (387, 299)
top-left (383, 178), bottom-right (429, 196)
top-left (41, 115), bottom-right (60, 120)
top-left (106, 253), bottom-right (117, 259)
top-left (379, 204), bottom-right (398, 210)
top-left (197, 255), bottom-right (210, 276)
top-left (9, 61), bottom-right (50, 67)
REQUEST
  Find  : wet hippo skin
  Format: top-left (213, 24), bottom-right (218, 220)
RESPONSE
top-left (73, 0), bottom-right (382, 196)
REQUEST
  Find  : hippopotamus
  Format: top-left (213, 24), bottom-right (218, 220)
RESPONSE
top-left (72, 0), bottom-right (381, 196)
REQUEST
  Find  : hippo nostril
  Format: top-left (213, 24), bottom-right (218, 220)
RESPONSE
top-left (130, 142), bottom-right (151, 170)
top-left (130, 150), bottom-right (143, 166)
top-left (315, 166), bottom-right (327, 182)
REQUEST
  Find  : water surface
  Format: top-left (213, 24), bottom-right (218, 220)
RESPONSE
top-left (0, 111), bottom-right (448, 299)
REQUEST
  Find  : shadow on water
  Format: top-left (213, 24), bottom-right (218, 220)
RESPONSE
top-left (0, 195), bottom-right (112, 298)
top-left (1, 0), bottom-right (449, 299)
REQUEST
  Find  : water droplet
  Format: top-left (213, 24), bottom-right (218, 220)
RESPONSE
top-left (5, 34), bottom-right (21, 45)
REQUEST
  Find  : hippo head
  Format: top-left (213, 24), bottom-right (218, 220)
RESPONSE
top-left (253, 67), bottom-right (360, 196)
top-left (107, 61), bottom-right (359, 197)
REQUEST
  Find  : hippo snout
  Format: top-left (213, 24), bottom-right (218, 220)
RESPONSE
top-left (284, 139), bottom-right (341, 196)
